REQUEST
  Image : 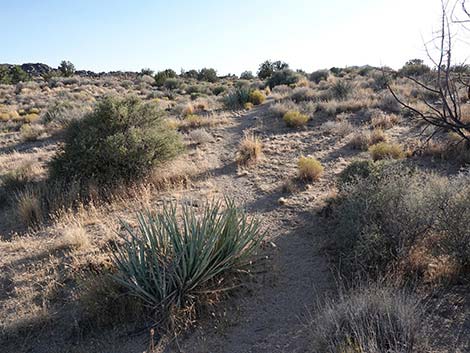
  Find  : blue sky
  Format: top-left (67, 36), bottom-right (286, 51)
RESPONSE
top-left (2, 0), bottom-right (445, 75)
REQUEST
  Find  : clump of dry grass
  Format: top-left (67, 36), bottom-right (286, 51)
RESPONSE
top-left (298, 156), bottom-right (324, 181)
top-left (283, 110), bottom-right (309, 127)
top-left (371, 112), bottom-right (400, 130)
top-left (20, 124), bottom-right (43, 142)
top-left (236, 133), bottom-right (262, 166)
top-left (322, 120), bottom-right (354, 137)
top-left (61, 223), bottom-right (90, 250)
top-left (14, 186), bottom-right (43, 227)
top-left (370, 129), bottom-right (387, 144)
top-left (369, 142), bottom-right (405, 161)
top-left (311, 284), bottom-right (427, 353)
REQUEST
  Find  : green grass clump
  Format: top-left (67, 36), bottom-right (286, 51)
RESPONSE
top-left (283, 110), bottom-right (309, 127)
top-left (49, 96), bottom-right (183, 186)
top-left (224, 86), bottom-right (252, 109)
top-left (369, 142), bottom-right (405, 161)
top-left (111, 199), bottom-right (263, 327)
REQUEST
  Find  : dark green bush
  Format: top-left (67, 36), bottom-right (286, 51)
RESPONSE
top-left (49, 96), bottom-right (183, 186)
top-left (266, 69), bottom-right (300, 89)
top-left (58, 60), bottom-right (75, 77)
top-left (154, 69), bottom-right (177, 86)
top-left (257, 60), bottom-right (289, 79)
top-left (240, 71), bottom-right (254, 80)
top-left (310, 69), bottom-right (329, 83)
top-left (399, 59), bottom-right (430, 77)
top-left (197, 68), bottom-right (218, 82)
top-left (0, 65), bottom-right (30, 84)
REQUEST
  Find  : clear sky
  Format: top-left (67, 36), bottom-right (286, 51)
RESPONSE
top-left (2, 0), bottom-right (447, 75)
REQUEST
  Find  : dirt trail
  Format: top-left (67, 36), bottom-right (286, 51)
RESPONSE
top-left (167, 103), bottom-right (334, 353)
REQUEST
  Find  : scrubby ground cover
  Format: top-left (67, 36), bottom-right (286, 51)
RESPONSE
top-left (0, 61), bottom-right (469, 353)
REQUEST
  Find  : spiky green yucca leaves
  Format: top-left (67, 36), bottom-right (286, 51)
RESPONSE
top-left (111, 199), bottom-right (263, 314)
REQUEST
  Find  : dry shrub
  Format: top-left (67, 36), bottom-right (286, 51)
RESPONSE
top-left (371, 112), bottom-right (400, 130)
top-left (349, 131), bottom-right (371, 150)
top-left (236, 133), bottom-right (262, 166)
top-left (283, 110), bottom-right (309, 127)
top-left (20, 124), bottom-right (43, 142)
top-left (189, 128), bottom-right (213, 145)
top-left (311, 284), bottom-right (426, 353)
top-left (269, 100), bottom-right (297, 118)
top-left (370, 129), bottom-right (387, 144)
top-left (369, 142), bottom-right (405, 161)
top-left (298, 156), bottom-right (324, 181)
top-left (322, 120), bottom-right (354, 137)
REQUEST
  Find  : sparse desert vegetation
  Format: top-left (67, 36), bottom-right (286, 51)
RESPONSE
top-left (2, 2), bottom-right (470, 352)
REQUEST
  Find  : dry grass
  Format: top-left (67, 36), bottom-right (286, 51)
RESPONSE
top-left (298, 156), bottom-right (324, 181)
top-left (283, 110), bottom-right (309, 127)
top-left (371, 111), bottom-right (400, 130)
top-left (60, 223), bottom-right (90, 250)
top-left (369, 142), bottom-right (405, 161)
top-left (236, 133), bottom-right (262, 166)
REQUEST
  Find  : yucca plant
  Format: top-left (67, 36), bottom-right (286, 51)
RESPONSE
top-left (111, 198), bottom-right (263, 323)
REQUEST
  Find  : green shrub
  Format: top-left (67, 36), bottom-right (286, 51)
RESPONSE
top-left (337, 160), bottom-right (383, 189)
top-left (330, 163), bottom-right (470, 280)
top-left (257, 60), bottom-right (289, 79)
top-left (240, 71), bottom-right (254, 80)
top-left (283, 110), bottom-right (309, 127)
top-left (312, 284), bottom-right (425, 353)
top-left (111, 199), bottom-right (263, 326)
top-left (212, 85), bottom-right (226, 96)
top-left (249, 89), bottom-right (266, 105)
top-left (310, 69), bottom-right (329, 84)
top-left (0, 65), bottom-right (30, 84)
top-left (197, 68), bottom-right (218, 82)
top-left (369, 142), bottom-right (405, 161)
top-left (49, 96), bottom-right (183, 186)
top-left (399, 59), bottom-right (430, 77)
top-left (225, 86), bottom-right (252, 109)
top-left (154, 69), bottom-right (177, 86)
top-left (267, 69), bottom-right (300, 89)
top-left (163, 78), bottom-right (182, 90)
top-left (58, 60), bottom-right (75, 77)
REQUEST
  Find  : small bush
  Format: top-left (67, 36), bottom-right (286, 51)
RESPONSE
top-left (14, 185), bottom-right (43, 227)
top-left (312, 285), bottom-right (425, 353)
top-left (49, 96), bottom-right (183, 186)
top-left (369, 142), bottom-right (405, 161)
top-left (349, 131), bottom-right (371, 150)
top-left (189, 128), bottom-right (213, 145)
top-left (283, 110), bottom-right (309, 127)
top-left (310, 69), bottom-right (329, 84)
top-left (1, 161), bottom-right (38, 193)
top-left (370, 128), bottom-right (387, 144)
top-left (225, 86), bottom-right (251, 109)
top-left (244, 102), bottom-right (254, 110)
top-left (236, 134), bottom-right (262, 166)
top-left (337, 160), bottom-right (382, 189)
top-left (298, 156), bottom-right (324, 181)
top-left (267, 69), bottom-right (300, 89)
top-left (330, 80), bottom-right (353, 100)
top-left (249, 90), bottom-right (266, 105)
top-left (111, 199), bottom-right (263, 328)
top-left (20, 124), bottom-right (43, 142)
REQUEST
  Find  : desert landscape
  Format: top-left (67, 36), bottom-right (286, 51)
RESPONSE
top-left (1, 1), bottom-right (470, 352)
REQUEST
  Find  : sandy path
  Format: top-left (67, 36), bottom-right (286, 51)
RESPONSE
top-left (167, 103), bottom-right (334, 353)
